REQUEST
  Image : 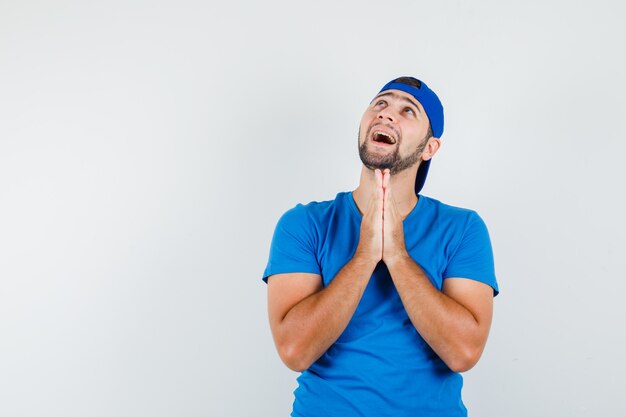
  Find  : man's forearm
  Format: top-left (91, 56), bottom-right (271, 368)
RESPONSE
top-left (385, 253), bottom-right (487, 372)
top-left (277, 255), bottom-right (377, 372)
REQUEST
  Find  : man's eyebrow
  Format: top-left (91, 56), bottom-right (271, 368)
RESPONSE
top-left (372, 92), bottom-right (422, 113)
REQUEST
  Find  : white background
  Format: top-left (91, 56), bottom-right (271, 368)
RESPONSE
top-left (1, 1), bottom-right (625, 416)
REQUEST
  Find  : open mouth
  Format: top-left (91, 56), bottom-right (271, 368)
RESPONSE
top-left (371, 130), bottom-right (397, 145)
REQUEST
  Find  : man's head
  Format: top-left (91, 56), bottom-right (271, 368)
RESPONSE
top-left (358, 76), bottom-right (444, 194)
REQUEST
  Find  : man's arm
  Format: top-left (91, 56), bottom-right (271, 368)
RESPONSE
top-left (381, 170), bottom-right (494, 373)
top-left (267, 254), bottom-right (377, 372)
top-left (266, 170), bottom-right (386, 372)
top-left (385, 256), bottom-right (494, 373)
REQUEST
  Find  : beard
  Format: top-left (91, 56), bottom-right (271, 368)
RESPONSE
top-left (358, 126), bottom-right (429, 175)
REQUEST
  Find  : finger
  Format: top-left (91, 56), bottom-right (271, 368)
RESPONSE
top-left (382, 169), bottom-right (390, 190)
top-left (374, 169), bottom-right (384, 208)
top-left (385, 181), bottom-right (395, 208)
top-left (383, 179), bottom-right (398, 221)
top-left (376, 180), bottom-right (384, 214)
top-left (375, 169), bottom-right (383, 189)
top-left (383, 170), bottom-right (391, 202)
top-left (383, 181), bottom-right (389, 216)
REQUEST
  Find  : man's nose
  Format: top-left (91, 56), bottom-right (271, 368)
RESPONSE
top-left (377, 110), bottom-right (394, 122)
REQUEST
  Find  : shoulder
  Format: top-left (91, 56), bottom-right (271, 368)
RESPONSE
top-left (419, 195), bottom-right (486, 228)
top-left (422, 196), bottom-right (499, 295)
top-left (277, 191), bottom-right (348, 226)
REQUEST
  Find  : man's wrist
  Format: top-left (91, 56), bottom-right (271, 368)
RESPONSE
top-left (383, 250), bottom-right (411, 269)
top-left (351, 250), bottom-right (380, 272)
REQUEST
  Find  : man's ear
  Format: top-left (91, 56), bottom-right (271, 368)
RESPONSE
top-left (421, 137), bottom-right (441, 161)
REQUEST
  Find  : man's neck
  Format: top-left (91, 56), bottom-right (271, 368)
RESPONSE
top-left (352, 165), bottom-right (419, 220)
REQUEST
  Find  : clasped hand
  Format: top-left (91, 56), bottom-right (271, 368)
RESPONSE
top-left (356, 168), bottom-right (408, 266)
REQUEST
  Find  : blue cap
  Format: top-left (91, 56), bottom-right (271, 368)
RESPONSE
top-left (377, 78), bottom-right (444, 194)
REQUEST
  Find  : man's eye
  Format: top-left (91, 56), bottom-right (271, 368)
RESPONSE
top-left (405, 108), bottom-right (415, 115)
top-left (376, 100), bottom-right (386, 106)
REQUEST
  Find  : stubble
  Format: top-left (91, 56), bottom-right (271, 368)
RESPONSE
top-left (358, 127), bottom-right (429, 175)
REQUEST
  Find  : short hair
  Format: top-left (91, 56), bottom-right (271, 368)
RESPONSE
top-left (392, 76), bottom-right (422, 89)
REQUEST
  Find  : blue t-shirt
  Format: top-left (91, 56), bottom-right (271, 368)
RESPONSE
top-left (263, 191), bottom-right (499, 417)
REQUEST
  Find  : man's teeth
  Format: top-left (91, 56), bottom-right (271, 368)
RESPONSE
top-left (374, 131), bottom-right (396, 144)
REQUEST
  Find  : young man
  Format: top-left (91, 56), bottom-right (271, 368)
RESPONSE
top-left (262, 76), bottom-right (499, 417)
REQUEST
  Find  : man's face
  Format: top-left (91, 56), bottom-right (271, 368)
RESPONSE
top-left (358, 89), bottom-right (432, 175)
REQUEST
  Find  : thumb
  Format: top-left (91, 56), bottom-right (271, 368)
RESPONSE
top-left (374, 169), bottom-right (383, 206)
top-left (382, 168), bottom-right (390, 190)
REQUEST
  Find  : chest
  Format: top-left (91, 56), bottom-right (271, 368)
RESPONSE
top-left (315, 212), bottom-right (456, 293)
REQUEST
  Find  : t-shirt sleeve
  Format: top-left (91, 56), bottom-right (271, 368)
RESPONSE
top-left (262, 205), bottom-right (321, 284)
top-left (442, 211), bottom-right (499, 296)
